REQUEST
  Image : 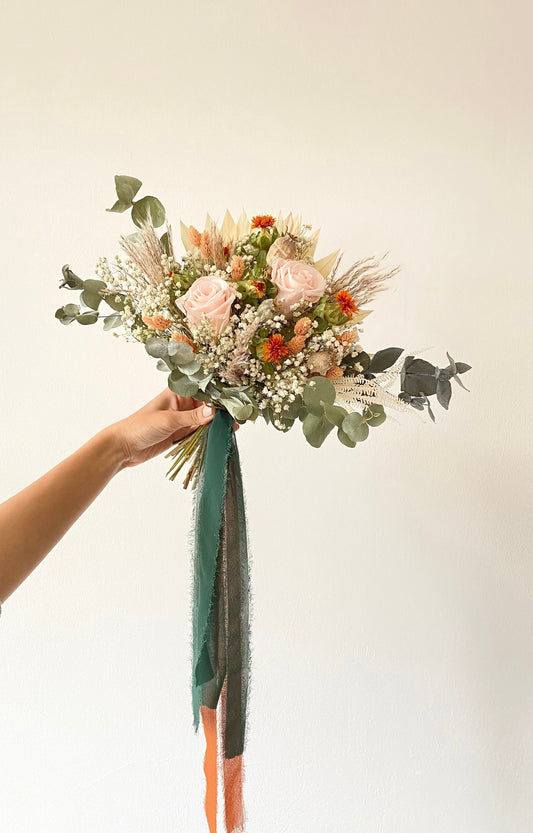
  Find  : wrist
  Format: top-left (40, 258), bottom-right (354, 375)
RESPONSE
top-left (88, 426), bottom-right (129, 475)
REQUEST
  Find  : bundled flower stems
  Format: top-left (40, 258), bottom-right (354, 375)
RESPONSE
top-left (56, 175), bottom-right (471, 833)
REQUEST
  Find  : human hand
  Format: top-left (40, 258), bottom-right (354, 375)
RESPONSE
top-left (104, 389), bottom-right (219, 470)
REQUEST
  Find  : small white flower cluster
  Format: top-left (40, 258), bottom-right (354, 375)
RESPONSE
top-left (94, 255), bottom-right (177, 342)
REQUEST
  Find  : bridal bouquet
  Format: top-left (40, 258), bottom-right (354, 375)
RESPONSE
top-left (55, 175), bottom-right (470, 833)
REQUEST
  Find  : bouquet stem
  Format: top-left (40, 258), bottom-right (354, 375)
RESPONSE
top-left (165, 423), bottom-right (209, 487)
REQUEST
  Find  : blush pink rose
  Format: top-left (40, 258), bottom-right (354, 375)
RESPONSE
top-left (271, 257), bottom-right (326, 315)
top-left (176, 275), bottom-right (237, 335)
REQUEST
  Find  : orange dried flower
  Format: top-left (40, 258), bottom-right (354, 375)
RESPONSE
top-left (188, 225), bottom-right (201, 247)
top-left (142, 315), bottom-right (172, 331)
top-left (294, 317), bottom-right (312, 336)
top-left (199, 230), bottom-right (211, 259)
top-left (251, 280), bottom-right (266, 297)
top-left (223, 244), bottom-right (230, 257)
top-left (338, 330), bottom-right (357, 346)
top-left (251, 215), bottom-right (275, 229)
top-left (326, 365), bottom-right (344, 379)
top-left (258, 334), bottom-right (291, 365)
top-left (335, 290), bottom-right (359, 316)
top-left (286, 335), bottom-right (306, 355)
top-left (171, 332), bottom-right (198, 352)
top-left (230, 254), bottom-right (245, 281)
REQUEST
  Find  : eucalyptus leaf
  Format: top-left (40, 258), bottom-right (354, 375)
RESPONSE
top-left (60, 265), bottom-right (84, 290)
top-left (337, 427), bottom-right (356, 448)
top-left (114, 175), bottom-right (142, 204)
top-left (272, 415), bottom-right (295, 432)
top-left (303, 377), bottom-right (336, 415)
top-left (84, 279), bottom-right (106, 293)
top-left (324, 403), bottom-right (348, 428)
top-left (145, 337), bottom-right (169, 359)
top-left (168, 341), bottom-right (195, 365)
top-left (55, 305), bottom-right (79, 325)
top-left (103, 294), bottom-right (125, 311)
top-left (156, 359), bottom-right (171, 371)
top-left (436, 377), bottom-right (452, 409)
top-left (232, 404), bottom-right (254, 421)
top-left (106, 200), bottom-right (132, 214)
top-left (76, 311), bottom-right (99, 325)
top-left (302, 412), bottom-right (334, 448)
top-left (455, 362), bottom-right (471, 374)
top-left (63, 303), bottom-right (81, 316)
top-left (196, 373), bottom-right (214, 392)
top-left (368, 347), bottom-right (404, 373)
top-left (168, 373), bottom-right (198, 397)
top-left (103, 314), bottom-right (122, 331)
top-left (342, 412), bottom-right (370, 442)
top-left (453, 374), bottom-right (469, 391)
top-left (80, 290), bottom-right (102, 311)
top-left (363, 404), bottom-right (386, 427)
top-left (179, 360), bottom-right (203, 376)
top-left (160, 232), bottom-right (171, 256)
top-left (281, 395), bottom-right (303, 420)
top-left (132, 196), bottom-right (166, 229)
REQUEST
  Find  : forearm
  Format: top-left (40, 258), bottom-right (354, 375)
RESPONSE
top-left (0, 428), bottom-right (124, 603)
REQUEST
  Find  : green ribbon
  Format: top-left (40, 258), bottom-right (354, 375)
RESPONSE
top-left (191, 409), bottom-right (250, 759)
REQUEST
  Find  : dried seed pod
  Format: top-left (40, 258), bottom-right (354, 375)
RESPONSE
top-left (266, 235), bottom-right (297, 266)
top-left (306, 350), bottom-right (333, 376)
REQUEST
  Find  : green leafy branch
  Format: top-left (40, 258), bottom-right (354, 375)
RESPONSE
top-left (145, 336), bottom-right (258, 422)
top-left (298, 376), bottom-right (387, 448)
top-left (399, 353), bottom-right (471, 420)
top-left (55, 265), bottom-right (124, 329)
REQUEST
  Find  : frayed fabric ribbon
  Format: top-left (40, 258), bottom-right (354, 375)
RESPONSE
top-left (191, 409), bottom-right (250, 833)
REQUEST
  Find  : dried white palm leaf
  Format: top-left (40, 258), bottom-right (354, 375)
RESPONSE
top-left (314, 249), bottom-right (341, 279)
top-left (235, 209), bottom-right (251, 241)
top-left (220, 209), bottom-right (237, 246)
top-left (306, 227), bottom-right (321, 258)
top-left (180, 219), bottom-right (194, 253)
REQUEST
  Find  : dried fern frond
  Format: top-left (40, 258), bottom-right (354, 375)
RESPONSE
top-left (119, 219), bottom-right (167, 286)
top-left (333, 375), bottom-right (411, 412)
top-left (327, 253), bottom-right (400, 306)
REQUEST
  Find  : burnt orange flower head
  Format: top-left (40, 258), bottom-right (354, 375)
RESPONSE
top-left (251, 280), bottom-right (266, 298)
top-left (251, 215), bottom-right (275, 229)
top-left (258, 333), bottom-right (290, 364)
top-left (335, 290), bottom-right (359, 316)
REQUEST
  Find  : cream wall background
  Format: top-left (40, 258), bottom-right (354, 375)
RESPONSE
top-left (1, 1), bottom-right (531, 832)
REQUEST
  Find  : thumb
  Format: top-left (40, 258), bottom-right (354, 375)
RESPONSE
top-left (158, 402), bottom-right (215, 437)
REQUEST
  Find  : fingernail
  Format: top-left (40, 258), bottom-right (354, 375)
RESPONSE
top-left (203, 405), bottom-right (214, 417)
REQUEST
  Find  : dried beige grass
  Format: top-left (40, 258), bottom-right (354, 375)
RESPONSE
top-left (327, 253), bottom-right (400, 306)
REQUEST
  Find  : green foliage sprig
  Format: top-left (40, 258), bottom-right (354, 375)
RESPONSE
top-left (106, 175), bottom-right (166, 229)
top-left (55, 265), bottom-right (124, 329)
